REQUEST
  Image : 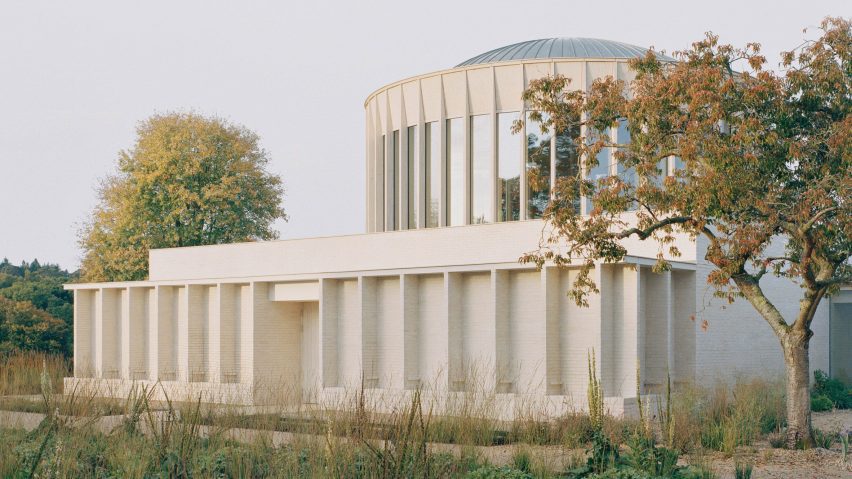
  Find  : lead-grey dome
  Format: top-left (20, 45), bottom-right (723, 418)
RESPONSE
top-left (456, 37), bottom-right (670, 67)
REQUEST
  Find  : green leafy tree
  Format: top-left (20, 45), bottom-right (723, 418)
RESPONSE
top-left (518, 18), bottom-right (850, 447)
top-left (78, 112), bottom-right (287, 281)
top-left (0, 259), bottom-right (75, 354)
top-left (0, 297), bottom-right (68, 354)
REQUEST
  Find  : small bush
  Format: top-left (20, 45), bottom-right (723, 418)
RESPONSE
top-left (734, 461), bottom-right (753, 479)
top-left (812, 370), bottom-right (851, 409)
top-left (511, 448), bottom-right (532, 473)
top-left (813, 429), bottom-right (835, 449)
top-left (811, 394), bottom-right (834, 412)
top-left (767, 430), bottom-right (785, 448)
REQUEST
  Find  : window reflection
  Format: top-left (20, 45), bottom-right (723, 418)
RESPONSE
top-left (470, 115), bottom-right (492, 224)
top-left (407, 126), bottom-right (417, 229)
top-left (424, 122), bottom-right (440, 227)
top-left (446, 118), bottom-right (464, 226)
top-left (555, 121), bottom-right (581, 214)
top-left (498, 112), bottom-right (521, 222)
top-left (585, 127), bottom-right (611, 214)
top-left (615, 120), bottom-right (637, 188)
top-left (526, 112), bottom-right (551, 219)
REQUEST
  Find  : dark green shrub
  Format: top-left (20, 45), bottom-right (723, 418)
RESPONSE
top-left (813, 370), bottom-right (851, 409)
top-left (811, 394), bottom-right (834, 412)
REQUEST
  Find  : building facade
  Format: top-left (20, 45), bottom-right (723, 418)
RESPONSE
top-left (65, 38), bottom-right (850, 416)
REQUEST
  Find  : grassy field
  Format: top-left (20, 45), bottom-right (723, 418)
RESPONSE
top-left (0, 352), bottom-right (848, 478)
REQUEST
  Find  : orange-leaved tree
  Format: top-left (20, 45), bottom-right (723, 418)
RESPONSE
top-left (518, 17), bottom-right (850, 447)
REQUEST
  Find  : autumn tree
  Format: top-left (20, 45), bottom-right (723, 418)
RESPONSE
top-left (0, 296), bottom-right (69, 355)
top-left (79, 112), bottom-right (287, 281)
top-left (518, 17), bottom-right (850, 447)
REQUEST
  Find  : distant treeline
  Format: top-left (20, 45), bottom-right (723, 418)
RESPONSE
top-left (0, 258), bottom-right (76, 356)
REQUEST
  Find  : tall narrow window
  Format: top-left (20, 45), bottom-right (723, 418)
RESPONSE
top-left (615, 120), bottom-right (638, 187)
top-left (380, 134), bottom-right (386, 230)
top-left (555, 122), bottom-right (581, 213)
top-left (406, 126), bottom-right (417, 229)
top-left (585, 127), bottom-right (611, 213)
top-left (389, 130), bottom-right (399, 230)
top-left (470, 115), bottom-right (492, 224)
top-left (446, 118), bottom-right (464, 226)
top-left (497, 112), bottom-right (520, 222)
top-left (526, 112), bottom-right (551, 219)
top-left (424, 122), bottom-right (440, 228)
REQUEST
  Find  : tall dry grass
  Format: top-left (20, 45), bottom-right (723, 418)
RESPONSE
top-left (0, 351), bottom-right (69, 396)
top-left (0, 351), bottom-right (794, 476)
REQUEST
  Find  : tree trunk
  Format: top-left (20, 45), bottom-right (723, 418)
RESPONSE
top-left (782, 331), bottom-right (813, 449)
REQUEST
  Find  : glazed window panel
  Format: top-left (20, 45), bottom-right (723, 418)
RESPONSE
top-left (407, 126), bottom-right (417, 229)
top-left (380, 134), bottom-right (386, 229)
top-left (615, 120), bottom-right (637, 185)
top-left (585, 126), bottom-right (611, 214)
top-left (497, 112), bottom-right (521, 222)
top-left (390, 130), bottom-right (400, 230)
top-left (526, 111), bottom-right (551, 219)
top-left (614, 120), bottom-right (639, 210)
top-left (424, 122), bottom-right (440, 228)
top-left (470, 115), bottom-right (492, 224)
top-left (555, 121), bottom-right (581, 214)
top-left (446, 118), bottom-right (465, 226)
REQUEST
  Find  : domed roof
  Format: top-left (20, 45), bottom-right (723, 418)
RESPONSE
top-left (455, 37), bottom-right (670, 67)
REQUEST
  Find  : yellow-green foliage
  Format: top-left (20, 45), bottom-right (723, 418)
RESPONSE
top-left (78, 112), bottom-right (287, 282)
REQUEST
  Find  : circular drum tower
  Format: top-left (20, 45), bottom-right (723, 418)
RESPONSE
top-left (364, 37), bottom-right (669, 233)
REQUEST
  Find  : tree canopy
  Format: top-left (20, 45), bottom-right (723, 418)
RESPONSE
top-left (518, 17), bottom-right (850, 447)
top-left (78, 112), bottom-right (287, 282)
top-left (0, 258), bottom-right (74, 355)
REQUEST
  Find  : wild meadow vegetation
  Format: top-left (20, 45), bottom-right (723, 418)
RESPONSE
top-left (0, 351), bottom-right (849, 478)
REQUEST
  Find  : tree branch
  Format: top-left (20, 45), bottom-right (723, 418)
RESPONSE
top-left (615, 216), bottom-right (692, 240)
top-left (800, 206), bottom-right (838, 235)
top-left (732, 274), bottom-right (791, 338)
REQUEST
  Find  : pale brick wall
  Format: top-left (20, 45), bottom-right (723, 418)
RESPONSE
top-left (69, 226), bottom-right (839, 413)
top-left (694, 235), bottom-right (831, 386)
top-left (417, 274), bottom-right (448, 390)
top-left (508, 270), bottom-right (545, 394)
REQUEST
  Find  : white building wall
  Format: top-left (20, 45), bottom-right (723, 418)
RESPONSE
top-left (417, 274), bottom-right (448, 390)
top-left (73, 289), bottom-right (95, 378)
top-left (557, 268), bottom-right (603, 396)
top-left (507, 270), bottom-right (546, 394)
top-left (643, 267), bottom-right (670, 390)
top-left (336, 279), bottom-right (361, 388)
top-left (459, 272), bottom-right (494, 391)
top-left (694, 235), bottom-right (831, 386)
top-left (672, 270), bottom-right (696, 384)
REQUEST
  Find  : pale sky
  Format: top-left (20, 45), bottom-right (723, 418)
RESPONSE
top-left (0, 0), bottom-right (847, 270)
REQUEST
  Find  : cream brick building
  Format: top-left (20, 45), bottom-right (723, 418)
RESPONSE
top-left (65, 38), bottom-right (851, 416)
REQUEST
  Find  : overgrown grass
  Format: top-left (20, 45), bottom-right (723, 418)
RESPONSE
top-left (0, 352), bottom-right (841, 477)
top-left (0, 351), bottom-right (70, 396)
top-left (669, 377), bottom-right (786, 455)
